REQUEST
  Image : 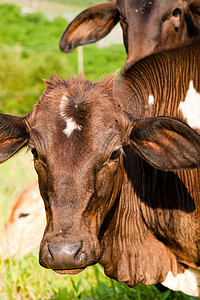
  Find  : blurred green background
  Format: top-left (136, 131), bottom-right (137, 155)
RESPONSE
top-left (0, 0), bottom-right (125, 116)
top-left (0, 1), bottom-right (196, 299)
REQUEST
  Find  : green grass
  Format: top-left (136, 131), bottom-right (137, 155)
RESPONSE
top-left (46, 0), bottom-right (106, 7)
top-left (0, 0), bottom-right (109, 13)
top-left (0, 44), bottom-right (126, 116)
top-left (0, 3), bottom-right (126, 115)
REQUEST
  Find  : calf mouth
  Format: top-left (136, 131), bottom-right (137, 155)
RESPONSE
top-left (54, 268), bottom-right (86, 275)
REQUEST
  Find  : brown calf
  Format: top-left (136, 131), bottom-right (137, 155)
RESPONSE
top-left (0, 44), bottom-right (200, 295)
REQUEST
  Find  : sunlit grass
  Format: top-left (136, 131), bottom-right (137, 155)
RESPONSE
top-left (0, 248), bottom-right (179, 300)
top-left (0, 0), bottom-right (104, 13)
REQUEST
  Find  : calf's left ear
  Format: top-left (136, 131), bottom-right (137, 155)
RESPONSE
top-left (0, 113), bottom-right (29, 163)
top-left (127, 116), bottom-right (200, 171)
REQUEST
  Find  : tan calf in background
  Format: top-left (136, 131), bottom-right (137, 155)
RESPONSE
top-left (0, 182), bottom-right (45, 259)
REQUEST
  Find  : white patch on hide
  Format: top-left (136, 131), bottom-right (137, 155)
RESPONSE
top-left (162, 267), bottom-right (200, 297)
top-left (178, 80), bottom-right (200, 129)
top-left (148, 94), bottom-right (154, 106)
top-left (60, 95), bottom-right (69, 118)
top-left (60, 95), bottom-right (82, 137)
top-left (63, 118), bottom-right (82, 137)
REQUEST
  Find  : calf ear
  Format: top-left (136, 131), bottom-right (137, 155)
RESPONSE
top-left (0, 114), bottom-right (29, 163)
top-left (59, 2), bottom-right (118, 53)
top-left (128, 116), bottom-right (200, 171)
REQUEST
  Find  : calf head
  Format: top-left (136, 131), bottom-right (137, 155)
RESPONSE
top-left (59, 0), bottom-right (200, 67)
top-left (0, 74), bottom-right (200, 276)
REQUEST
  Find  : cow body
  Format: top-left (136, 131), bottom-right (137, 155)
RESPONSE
top-left (0, 44), bottom-right (200, 296)
top-left (59, 0), bottom-right (200, 68)
top-left (117, 42), bottom-right (200, 127)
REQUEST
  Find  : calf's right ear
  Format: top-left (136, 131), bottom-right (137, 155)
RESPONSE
top-left (0, 113), bottom-right (29, 163)
top-left (59, 2), bottom-right (118, 53)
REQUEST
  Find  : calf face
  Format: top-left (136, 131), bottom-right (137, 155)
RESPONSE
top-left (59, 0), bottom-right (200, 67)
top-left (0, 74), bottom-right (200, 274)
top-left (30, 75), bottom-right (125, 273)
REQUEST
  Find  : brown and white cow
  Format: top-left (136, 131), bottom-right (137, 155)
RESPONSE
top-left (0, 43), bottom-right (200, 296)
top-left (0, 182), bottom-right (45, 259)
top-left (59, 0), bottom-right (200, 69)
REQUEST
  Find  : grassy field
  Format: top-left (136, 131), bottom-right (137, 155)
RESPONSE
top-left (0, 0), bottom-right (105, 12)
top-left (0, 2), bottom-right (197, 299)
top-left (0, 44), bottom-right (126, 116)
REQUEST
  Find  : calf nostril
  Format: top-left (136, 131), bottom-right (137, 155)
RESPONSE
top-left (48, 244), bottom-right (58, 260)
top-left (75, 251), bottom-right (86, 262)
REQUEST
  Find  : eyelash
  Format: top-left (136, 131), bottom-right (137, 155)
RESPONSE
top-left (18, 213), bottom-right (30, 218)
top-left (172, 8), bottom-right (181, 16)
top-left (110, 149), bottom-right (123, 160)
top-left (28, 147), bottom-right (38, 160)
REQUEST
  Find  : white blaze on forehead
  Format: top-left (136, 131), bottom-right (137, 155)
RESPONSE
top-left (162, 267), bottom-right (200, 297)
top-left (63, 118), bottom-right (82, 137)
top-left (60, 95), bottom-right (69, 117)
top-left (60, 95), bottom-right (82, 137)
top-left (178, 80), bottom-right (200, 129)
top-left (148, 94), bottom-right (154, 106)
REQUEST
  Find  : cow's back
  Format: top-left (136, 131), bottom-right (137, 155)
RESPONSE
top-left (116, 43), bottom-right (200, 134)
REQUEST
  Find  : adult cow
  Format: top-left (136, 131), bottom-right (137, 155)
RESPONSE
top-left (0, 43), bottom-right (200, 296)
top-left (59, 0), bottom-right (200, 69)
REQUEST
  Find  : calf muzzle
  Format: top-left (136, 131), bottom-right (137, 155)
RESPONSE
top-left (44, 241), bottom-right (86, 272)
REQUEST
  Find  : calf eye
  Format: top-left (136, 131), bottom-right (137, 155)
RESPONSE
top-left (31, 148), bottom-right (38, 160)
top-left (19, 213), bottom-right (29, 218)
top-left (172, 8), bottom-right (181, 16)
top-left (110, 149), bottom-right (121, 160)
